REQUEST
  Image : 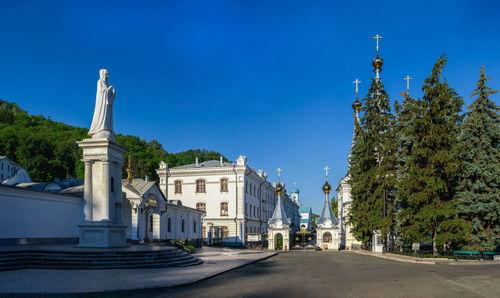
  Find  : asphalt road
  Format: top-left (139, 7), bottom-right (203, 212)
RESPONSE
top-left (126, 251), bottom-right (500, 298)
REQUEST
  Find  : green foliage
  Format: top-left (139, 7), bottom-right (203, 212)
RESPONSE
top-left (456, 66), bottom-right (500, 251)
top-left (395, 56), bottom-right (468, 254)
top-left (330, 197), bottom-right (339, 218)
top-left (0, 100), bottom-right (228, 183)
top-left (348, 77), bottom-right (397, 245)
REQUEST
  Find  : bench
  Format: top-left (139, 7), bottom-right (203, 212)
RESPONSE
top-left (453, 251), bottom-right (481, 259)
top-left (481, 252), bottom-right (500, 260)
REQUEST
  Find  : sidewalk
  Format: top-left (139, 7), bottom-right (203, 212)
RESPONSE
top-left (0, 248), bottom-right (276, 294)
top-left (349, 250), bottom-right (500, 265)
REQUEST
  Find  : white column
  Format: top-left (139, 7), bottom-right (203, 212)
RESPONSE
top-left (83, 161), bottom-right (93, 221)
top-left (102, 161), bottom-right (110, 220)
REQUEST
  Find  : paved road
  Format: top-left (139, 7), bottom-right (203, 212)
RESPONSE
top-left (126, 251), bottom-right (499, 298)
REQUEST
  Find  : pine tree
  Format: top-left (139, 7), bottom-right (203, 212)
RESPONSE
top-left (349, 77), bottom-right (397, 246)
top-left (396, 56), bottom-right (468, 255)
top-left (457, 66), bottom-right (500, 251)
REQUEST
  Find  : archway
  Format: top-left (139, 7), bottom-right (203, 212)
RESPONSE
top-left (323, 232), bottom-right (332, 243)
top-left (275, 233), bottom-right (283, 250)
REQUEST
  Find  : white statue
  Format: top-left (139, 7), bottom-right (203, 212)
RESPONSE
top-left (88, 69), bottom-right (116, 138)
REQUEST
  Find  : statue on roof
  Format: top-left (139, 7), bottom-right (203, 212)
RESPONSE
top-left (88, 69), bottom-right (116, 138)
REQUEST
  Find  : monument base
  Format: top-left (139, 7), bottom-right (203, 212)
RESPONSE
top-left (78, 221), bottom-right (128, 248)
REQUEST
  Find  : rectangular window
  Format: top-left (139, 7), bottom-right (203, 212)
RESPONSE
top-left (196, 179), bottom-right (206, 193)
top-left (149, 215), bottom-right (153, 232)
top-left (220, 202), bottom-right (228, 216)
top-left (110, 177), bottom-right (115, 193)
top-left (245, 203), bottom-right (248, 216)
top-left (174, 180), bottom-right (182, 193)
top-left (196, 202), bottom-right (206, 212)
top-left (220, 178), bottom-right (228, 192)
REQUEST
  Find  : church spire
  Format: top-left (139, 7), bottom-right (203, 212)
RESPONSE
top-left (268, 168), bottom-right (291, 228)
top-left (372, 34), bottom-right (384, 81)
top-left (317, 166), bottom-right (338, 227)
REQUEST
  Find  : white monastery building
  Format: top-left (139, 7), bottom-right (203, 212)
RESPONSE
top-left (157, 156), bottom-right (300, 245)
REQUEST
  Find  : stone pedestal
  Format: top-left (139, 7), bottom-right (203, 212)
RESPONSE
top-left (78, 221), bottom-right (127, 248)
top-left (77, 137), bottom-right (127, 248)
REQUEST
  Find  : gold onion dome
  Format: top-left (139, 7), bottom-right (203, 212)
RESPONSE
top-left (352, 98), bottom-right (362, 113)
top-left (322, 181), bottom-right (332, 194)
top-left (372, 55), bottom-right (384, 72)
top-left (275, 182), bottom-right (284, 195)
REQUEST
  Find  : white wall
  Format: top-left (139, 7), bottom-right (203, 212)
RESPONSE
top-left (0, 186), bottom-right (83, 239)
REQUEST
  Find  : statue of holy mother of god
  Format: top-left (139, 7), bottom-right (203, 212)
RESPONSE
top-left (88, 69), bottom-right (116, 138)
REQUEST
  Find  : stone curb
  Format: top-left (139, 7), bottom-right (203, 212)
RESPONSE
top-left (0, 252), bottom-right (278, 295)
top-left (348, 250), bottom-right (500, 266)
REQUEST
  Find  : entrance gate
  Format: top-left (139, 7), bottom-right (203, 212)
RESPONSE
top-left (291, 230), bottom-right (316, 250)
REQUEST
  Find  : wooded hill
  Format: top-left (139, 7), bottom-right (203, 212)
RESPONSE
top-left (0, 100), bottom-right (229, 182)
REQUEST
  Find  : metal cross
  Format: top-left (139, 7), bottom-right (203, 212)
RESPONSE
top-left (373, 34), bottom-right (383, 53)
top-left (324, 166), bottom-right (330, 178)
top-left (352, 79), bottom-right (362, 96)
top-left (404, 75), bottom-right (413, 93)
top-left (276, 168), bottom-right (282, 182)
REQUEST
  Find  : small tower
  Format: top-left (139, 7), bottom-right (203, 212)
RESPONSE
top-left (267, 168), bottom-right (291, 251)
top-left (316, 166), bottom-right (341, 250)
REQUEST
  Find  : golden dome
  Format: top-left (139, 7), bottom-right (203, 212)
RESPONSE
top-left (352, 98), bottom-right (362, 113)
top-left (322, 181), bottom-right (331, 194)
top-left (372, 55), bottom-right (384, 72)
top-left (275, 183), bottom-right (284, 195)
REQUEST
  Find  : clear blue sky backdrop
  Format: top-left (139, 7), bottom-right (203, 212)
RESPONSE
top-left (0, 1), bottom-right (499, 213)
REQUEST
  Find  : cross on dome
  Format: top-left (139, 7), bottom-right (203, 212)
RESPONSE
top-left (373, 34), bottom-right (383, 53)
top-left (352, 79), bottom-right (362, 96)
top-left (404, 75), bottom-right (413, 93)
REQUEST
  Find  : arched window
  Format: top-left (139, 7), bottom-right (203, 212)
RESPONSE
top-left (220, 178), bottom-right (228, 192)
top-left (323, 232), bottom-right (332, 243)
top-left (196, 202), bottom-right (206, 212)
top-left (167, 218), bottom-right (171, 233)
top-left (181, 219), bottom-right (185, 233)
top-left (196, 179), bottom-right (206, 193)
top-left (193, 220), bottom-right (197, 233)
top-left (220, 202), bottom-right (228, 216)
top-left (174, 180), bottom-right (182, 193)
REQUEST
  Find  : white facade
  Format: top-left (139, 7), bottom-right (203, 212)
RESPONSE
top-left (0, 156), bottom-right (30, 184)
top-left (336, 175), bottom-right (361, 250)
top-left (121, 179), bottom-right (203, 243)
top-left (157, 156), bottom-right (300, 244)
top-left (299, 207), bottom-right (313, 231)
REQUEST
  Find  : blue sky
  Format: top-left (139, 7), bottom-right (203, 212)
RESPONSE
top-left (0, 0), bottom-right (499, 213)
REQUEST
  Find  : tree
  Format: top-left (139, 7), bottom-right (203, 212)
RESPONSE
top-left (456, 66), bottom-right (500, 251)
top-left (349, 77), bottom-right (397, 245)
top-left (331, 197), bottom-right (339, 218)
top-left (397, 56), bottom-right (468, 255)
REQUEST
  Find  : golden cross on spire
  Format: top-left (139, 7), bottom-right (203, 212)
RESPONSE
top-left (324, 166), bottom-right (330, 179)
top-left (276, 168), bottom-right (282, 182)
top-left (404, 75), bottom-right (413, 93)
top-left (352, 79), bottom-right (362, 96)
top-left (373, 34), bottom-right (383, 53)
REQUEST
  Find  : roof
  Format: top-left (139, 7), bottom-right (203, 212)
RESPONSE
top-left (268, 195), bottom-right (291, 227)
top-left (15, 182), bottom-right (62, 192)
top-left (299, 207), bottom-right (311, 213)
top-left (172, 160), bottom-right (234, 169)
top-left (291, 187), bottom-right (300, 194)
top-left (122, 179), bottom-right (157, 197)
top-left (317, 198), bottom-right (338, 227)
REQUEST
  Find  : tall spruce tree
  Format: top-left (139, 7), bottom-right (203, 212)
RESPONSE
top-left (396, 56), bottom-right (467, 255)
top-left (349, 77), bottom-right (397, 246)
top-left (457, 66), bottom-right (500, 251)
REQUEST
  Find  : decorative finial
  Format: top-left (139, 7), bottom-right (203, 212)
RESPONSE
top-left (371, 34), bottom-right (384, 79)
top-left (322, 167), bottom-right (332, 194)
top-left (126, 155), bottom-right (134, 185)
top-left (276, 168), bottom-right (282, 183)
top-left (324, 166), bottom-right (330, 181)
top-left (404, 75), bottom-right (413, 94)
